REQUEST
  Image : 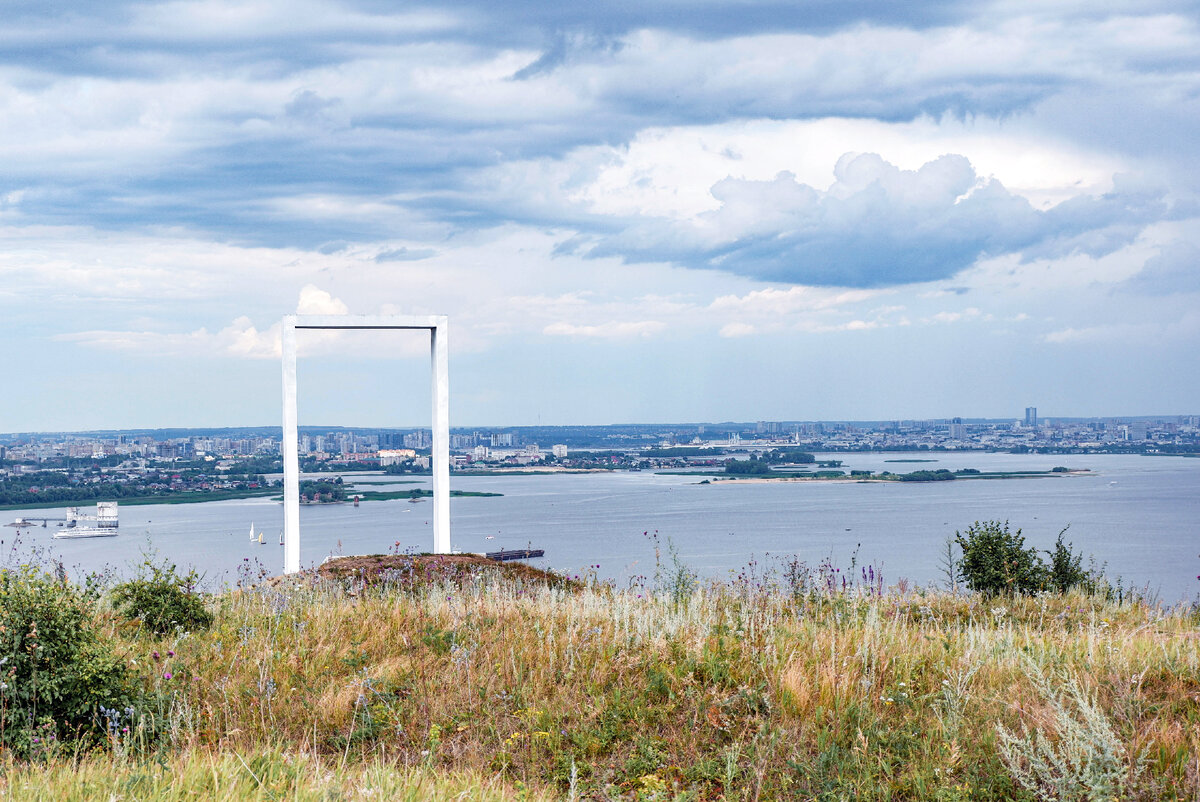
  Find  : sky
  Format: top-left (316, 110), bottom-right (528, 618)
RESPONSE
top-left (1, 0), bottom-right (1198, 431)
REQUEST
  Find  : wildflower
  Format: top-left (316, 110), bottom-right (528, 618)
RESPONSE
top-left (167, 650), bottom-right (175, 657)
top-left (163, 672), bottom-right (172, 679)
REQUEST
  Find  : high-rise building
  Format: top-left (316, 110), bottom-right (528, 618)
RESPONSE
top-left (1024, 407), bottom-right (1038, 427)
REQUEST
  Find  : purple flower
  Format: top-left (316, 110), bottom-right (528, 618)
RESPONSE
top-left (163, 672), bottom-right (173, 680)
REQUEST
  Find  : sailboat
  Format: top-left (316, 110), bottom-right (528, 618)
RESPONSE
top-left (258, 531), bottom-right (264, 544)
top-left (278, 531), bottom-right (284, 546)
top-left (249, 523), bottom-right (255, 541)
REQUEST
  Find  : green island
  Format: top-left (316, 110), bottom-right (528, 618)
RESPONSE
top-left (0, 522), bottom-right (1195, 800)
top-left (353, 489), bottom-right (503, 501)
top-left (0, 487), bottom-right (279, 511)
top-left (663, 464), bottom-right (1087, 482)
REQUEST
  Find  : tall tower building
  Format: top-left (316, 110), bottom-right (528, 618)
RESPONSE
top-left (1024, 407), bottom-right (1038, 427)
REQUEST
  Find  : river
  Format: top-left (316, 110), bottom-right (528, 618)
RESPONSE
top-left (5, 452), bottom-right (1198, 602)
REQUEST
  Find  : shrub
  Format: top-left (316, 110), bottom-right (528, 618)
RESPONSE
top-left (0, 565), bottom-right (132, 756)
top-left (111, 559), bottom-right (212, 636)
top-left (997, 662), bottom-right (1144, 799)
top-left (955, 520), bottom-right (1046, 597)
top-left (1046, 527), bottom-right (1089, 594)
top-left (955, 521), bottom-right (1096, 598)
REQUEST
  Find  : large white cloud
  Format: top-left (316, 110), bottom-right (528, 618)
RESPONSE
top-left (580, 153), bottom-right (1177, 286)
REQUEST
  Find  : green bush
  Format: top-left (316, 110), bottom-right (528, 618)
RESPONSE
top-left (955, 521), bottom-right (1046, 597)
top-left (110, 559), bottom-right (213, 636)
top-left (1046, 527), bottom-right (1089, 593)
top-left (955, 521), bottom-right (1095, 597)
top-left (0, 565), bottom-right (132, 756)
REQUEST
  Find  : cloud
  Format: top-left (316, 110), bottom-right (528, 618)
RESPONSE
top-left (1043, 310), bottom-right (1200, 344)
top-left (718, 322), bottom-right (755, 338)
top-left (56, 316), bottom-right (281, 359)
top-left (52, 285), bottom-right (356, 359)
top-left (1122, 240), bottom-right (1200, 294)
top-left (375, 246), bottom-right (438, 262)
top-left (542, 320), bottom-right (666, 338)
top-left (296, 284), bottom-right (348, 315)
top-left (3, 2), bottom-right (1195, 253)
top-left (710, 286), bottom-right (884, 315)
top-left (926, 308), bottom-right (982, 324)
top-left (583, 153), bottom-right (1178, 287)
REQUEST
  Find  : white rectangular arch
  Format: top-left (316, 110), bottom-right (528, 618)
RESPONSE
top-left (281, 314), bottom-right (450, 574)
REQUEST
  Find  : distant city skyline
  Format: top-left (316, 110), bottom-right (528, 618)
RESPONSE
top-left (4, 411), bottom-right (1197, 441)
top-left (1, 1), bottom-right (1198, 431)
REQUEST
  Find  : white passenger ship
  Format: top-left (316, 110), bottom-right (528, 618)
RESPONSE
top-left (54, 501), bottom-right (119, 539)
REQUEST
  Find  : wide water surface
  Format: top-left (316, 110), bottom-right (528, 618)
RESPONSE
top-left (5, 453), bottom-right (1198, 602)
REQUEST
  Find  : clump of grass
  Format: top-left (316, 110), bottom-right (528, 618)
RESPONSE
top-left (0, 747), bottom-right (551, 800)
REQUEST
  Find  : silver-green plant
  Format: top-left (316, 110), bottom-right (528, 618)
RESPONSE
top-left (996, 661), bottom-right (1144, 800)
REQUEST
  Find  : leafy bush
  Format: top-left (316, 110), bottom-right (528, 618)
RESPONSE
top-left (955, 521), bottom-right (1046, 596)
top-left (111, 559), bottom-right (212, 636)
top-left (1046, 527), bottom-right (1089, 593)
top-left (0, 565), bottom-right (132, 756)
top-left (955, 521), bottom-right (1095, 597)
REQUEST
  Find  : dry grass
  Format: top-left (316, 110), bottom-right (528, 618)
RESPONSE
top-left (5, 557), bottom-right (1200, 800)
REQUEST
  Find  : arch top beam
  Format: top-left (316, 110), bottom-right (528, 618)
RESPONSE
top-left (291, 314), bottom-right (447, 330)
top-left (280, 314), bottom-right (450, 574)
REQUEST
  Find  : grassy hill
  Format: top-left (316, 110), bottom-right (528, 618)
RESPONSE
top-left (1, 553), bottom-right (1197, 800)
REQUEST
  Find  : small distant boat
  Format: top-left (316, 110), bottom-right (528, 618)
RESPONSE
top-left (279, 531), bottom-right (284, 546)
top-left (258, 532), bottom-right (264, 544)
top-left (249, 523), bottom-right (255, 541)
top-left (485, 535), bottom-right (495, 540)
